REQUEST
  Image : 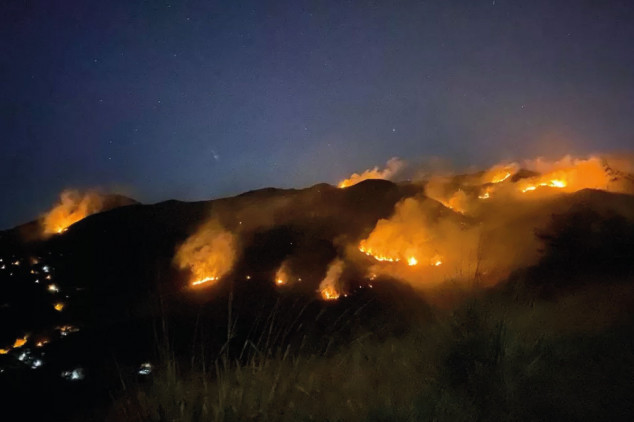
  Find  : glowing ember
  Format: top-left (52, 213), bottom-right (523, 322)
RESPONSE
top-left (478, 186), bottom-right (493, 199)
top-left (0, 348), bottom-right (9, 355)
top-left (54, 302), bottom-right (65, 312)
top-left (359, 244), bottom-right (400, 262)
top-left (13, 336), bottom-right (28, 348)
top-left (481, 163), bottom-right (519, 184)
top-left (36, 339), bottom-right (49, 347)
top-left (407, 256), bottom-right (418, 266)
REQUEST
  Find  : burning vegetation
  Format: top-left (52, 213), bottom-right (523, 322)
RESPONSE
top-left (351, 154), bottom-right (634, 291)
top-left (174, 219), bottom-right (237, 288)
top-left (319, 259), bottom-right (344, 300)
top-left (41, 190), bottom-right (106, 235)
top-left (41, 189), bottom-right (135, 235)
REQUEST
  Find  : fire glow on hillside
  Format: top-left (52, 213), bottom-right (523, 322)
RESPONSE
top-left (343, 154), bottom-right (633, 291)
top-left (166, 153), bottom-right (633, 301)
top-left (174, 219), bottom-right (237, 288)
top-left (42, 190), bottom-right (107, 235)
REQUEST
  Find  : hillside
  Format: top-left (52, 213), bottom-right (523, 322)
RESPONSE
top-left (0, 176), bottom-right (633, 420)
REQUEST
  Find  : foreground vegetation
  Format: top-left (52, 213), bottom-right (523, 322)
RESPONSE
top-left (104, 278), bottom-right (634, 422)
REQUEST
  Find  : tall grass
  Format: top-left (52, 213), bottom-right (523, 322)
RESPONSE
top-left (106, 286), bottom-right (634, 422)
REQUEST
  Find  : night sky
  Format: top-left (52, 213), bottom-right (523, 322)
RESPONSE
top-left (2, 0), bottom-right (633, 229)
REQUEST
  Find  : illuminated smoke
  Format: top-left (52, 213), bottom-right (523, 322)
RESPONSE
top-left (42, 190), bottom-right (106, 234)
top-left (358, 197), bottom-right (482, 288)
top-left (355, 153), bottom-right (634, 292)
top-left (338, 157), bottom-right (405, 188)
top-left (275, 261), bottom-right (291, 286)
top-left (517, 155), bottom-right (611, 194)
top-left (319, 259), bottom-right (344, 300)
top-left (174, 219), bottom-right (237, 288)
top-left (481, 162), bottom-right (520, 184)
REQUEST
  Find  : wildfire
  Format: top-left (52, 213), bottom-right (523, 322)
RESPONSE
top-left (481, 163), bottom-right (519, 184)
top-left (274, 261), bottom-right (291, 286)
top-left (191, 276), bottom-right (219, 286)
top-left (54, 302), bottom-right (65, 311)
top-left (478, 186), bottom-right (493, 199)
top-left (36, 339), bottom-right (49, 347)
top-left (407, 256), bottom-right (418, 266)
top-left (359, 244), bottom-right (400, 263)
top-left (42, 190), bottom-right (107, 235)
top-left (0, 349), bottom-right (9, 355)
top-left (319, 259), bottom-right (344, 300)
top-left (520, 179), bottom-right (568, 193)
top-left (338, 157), bottom-right (405, 188)
top-left (321, 287), bottom-right (340, 300)
top-left (517, 156), bottom-right (612, 194)
top-left (13, 336), bottom-right (28, 348)
top-left (174, 219), bottom-right (237, 288)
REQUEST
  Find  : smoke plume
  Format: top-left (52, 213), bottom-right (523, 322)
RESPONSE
top-left (174, 219), bottom-right (237, 287)
top-left (42, 190), bottom-right (106, 235)
top-left (338, 157), bottom-right (406, 188)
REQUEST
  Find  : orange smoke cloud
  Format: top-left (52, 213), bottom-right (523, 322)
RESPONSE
top-left (174, 219), bottom-right (237, 288)
top-left (354, 153), bottom-right (634, 292)
top-left (424, 177), bottom-right (471, 215)
top-left (338, 157), bottom-right (405, 188)
top-left (517, 155), bottom-right (611, 194)
top-left (42, 190), bottom-right (106, 234)
top-left (481, 162), bottom-right (520, 184)
top-left (358, 197), bottom-right (479, 287)
top-left (319, 259), bottom-right (344, 300)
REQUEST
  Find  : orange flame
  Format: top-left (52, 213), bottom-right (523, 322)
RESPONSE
top-left (358, 198), bottom-right (444, 268)
top-left (274, 261), bottom-right (291, 286)
top-left (518, 156), bottom-right (610, 194)
top-left (13, 336), bottom-right (28, 348)
top-left (42, 190), bottom-right (106, 235)
top-left (482, 163), bottom-right (519, 184)
top-left (319, 259), bottom-right (344, 300)
top-left (174, 219), bottom-right (237, 288)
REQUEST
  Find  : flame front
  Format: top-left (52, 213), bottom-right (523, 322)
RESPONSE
top-left (357, 198), bottom-right (445, 269)
top-left (174, 219), bottom-right (237, 287)
top-left (13, 336), bottom-right (28, 348)
top-left (518, 156), bottom-right (609, 194)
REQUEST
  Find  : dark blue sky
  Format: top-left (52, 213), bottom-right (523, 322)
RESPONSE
top-left (2, 0), bottom-right (633, 229)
